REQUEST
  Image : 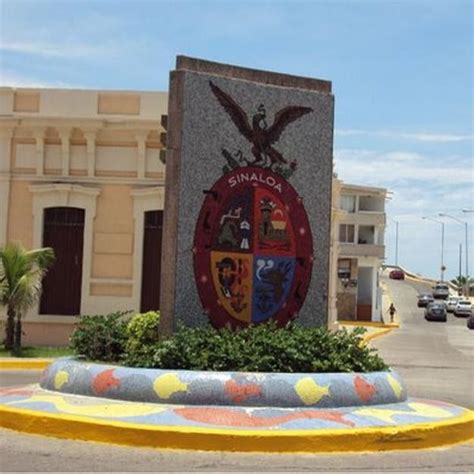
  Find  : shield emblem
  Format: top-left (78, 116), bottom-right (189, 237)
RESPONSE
top-left (193, 167), bottom-right (313, 329)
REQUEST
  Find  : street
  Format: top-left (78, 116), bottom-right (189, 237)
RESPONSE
top-left (0, 275), bottom-right (473, 471)
top-left (374, 274), bottom-right (473, 409)
top-left (0, 427), bottom-right (472, 472)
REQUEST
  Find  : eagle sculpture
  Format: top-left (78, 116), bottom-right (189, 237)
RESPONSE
top-left (209, 81), bottom-right (313, 168)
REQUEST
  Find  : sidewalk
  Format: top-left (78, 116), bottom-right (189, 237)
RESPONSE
top-left (337, 280), bottom-right (400, 344)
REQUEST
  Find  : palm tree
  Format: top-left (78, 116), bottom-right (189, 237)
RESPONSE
top-left (450, 275), bottom-right (474, 295)
top-left (0, 242), bottom-right (55, 354)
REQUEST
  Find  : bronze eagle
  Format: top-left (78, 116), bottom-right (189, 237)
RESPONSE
top-left (209, 81), bottom-right (312, 167)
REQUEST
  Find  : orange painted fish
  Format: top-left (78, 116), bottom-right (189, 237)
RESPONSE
top-left (0, 387), bottom-right (34, 397)
top-left (175, 407), bottom-right (354, 428)
top-left (224, 379), bottom-right (262, 403)
top-left (93, 369), bottom-right (121, 395)
top-left (354, 375), bottom-right (376, 402)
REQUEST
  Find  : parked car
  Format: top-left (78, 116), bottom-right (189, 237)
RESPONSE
top-left (453, 300), bottom-right (473, 317)
top-left (467, 313), bottom-right (474, 329)
top-left (446, 296), bottom-right (460, 313)
top-left (417, 293), bottom-right (434, 308)
top-left (432, 283), bottom-right (450, 299)
top-left (389, 269), bottom-right (405, 280)
top-left (425, 302), bottom-right (447, 322)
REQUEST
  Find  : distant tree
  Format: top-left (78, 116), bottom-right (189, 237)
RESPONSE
top-left (0, 242), bottom-right (55, 354)
top-left (450, 275), bottom-right (474, 296)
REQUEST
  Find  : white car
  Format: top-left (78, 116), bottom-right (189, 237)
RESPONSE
top-left (432, 283), bottom-right (450, 299)
top-left (446, 296), bottom-right (460, 313)
top-left (454, 300), bottom-right (473, 317)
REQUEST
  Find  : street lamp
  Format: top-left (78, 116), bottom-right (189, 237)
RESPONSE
top-left (387, 217), bottom-right (399, 266)
top-left (439, 213), bottom-right (469, 295)
top-left (422, 216), bottom-right (445, 281)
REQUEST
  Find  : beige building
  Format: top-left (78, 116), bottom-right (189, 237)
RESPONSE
top-left (0, 87), bottom-right (387, 345)
top-left (335, 182), bottom-right (387, 321)
top-left (0, 87), bottom-right (168, 345)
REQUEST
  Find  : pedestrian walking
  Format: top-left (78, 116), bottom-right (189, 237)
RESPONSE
top-left (388, 303), bottom-right (397, 323)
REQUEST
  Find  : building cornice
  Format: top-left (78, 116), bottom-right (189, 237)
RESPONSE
top-left (29, 183), bottom-right (101, 197)
top-left (7, 174), bottom-right (164, 187)
top-left (130, 186), bottom-right (164, 197)
top-left (0, 117), bottom-right (162, 132)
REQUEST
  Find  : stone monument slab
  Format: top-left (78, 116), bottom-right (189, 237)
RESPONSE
top-left (160, 57), bottom-right (334, 335)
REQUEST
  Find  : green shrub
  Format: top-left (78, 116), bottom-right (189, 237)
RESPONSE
top-left (125, 322), bottom-right (388, 373)
top-left (70, 311), bottom-right (131, 362)
top-left (123, 311), bottom-right (160, 368)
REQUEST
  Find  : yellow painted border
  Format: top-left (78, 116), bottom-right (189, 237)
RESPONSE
top-left (338, 321), bottom-right (398, 345)
top-left (0, 404), bottom-right (473, 453)
top-left (339, 320), bottom-right (400, 329)
top-left (0, 359), bottom-right (51, 370)
top-left (362, 327), bottom-right (394, 344)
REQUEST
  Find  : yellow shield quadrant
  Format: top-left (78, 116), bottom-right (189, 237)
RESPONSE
top-left (210, 251), bottom-right (253, 323)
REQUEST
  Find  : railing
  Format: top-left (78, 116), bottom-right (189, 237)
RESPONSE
top-left (339, 243), bottom-right (385, 258)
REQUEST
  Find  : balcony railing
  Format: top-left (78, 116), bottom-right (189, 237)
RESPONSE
top-left (339, 243), bottom-right (385, 259)
top-left (341, 212), bottom-right (385, 225)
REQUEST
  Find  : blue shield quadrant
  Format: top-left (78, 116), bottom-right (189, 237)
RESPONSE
top-left (251, 256), bottom-right (296, 323)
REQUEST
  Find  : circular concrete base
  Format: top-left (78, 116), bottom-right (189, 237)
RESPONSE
top-left (1, 384), bottom-right (472, 453)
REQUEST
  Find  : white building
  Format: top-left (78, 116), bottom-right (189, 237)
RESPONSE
top-left (336, 183), bottom-right (387, 322)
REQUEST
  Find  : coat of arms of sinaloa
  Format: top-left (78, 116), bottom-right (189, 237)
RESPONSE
top-left (192, 81), bottom-right (314, 329)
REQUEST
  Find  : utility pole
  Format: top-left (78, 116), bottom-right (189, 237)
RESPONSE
top-left (422, 216), bottom-right (445, 281)
top-left (388, 217), bottom-right (399, 266)
top-left (395, 220), bottom-right (399, 266)
top-left (459, 243), bottom-right (462, 279)
top-left (440, 213), bottom-right (469, 295)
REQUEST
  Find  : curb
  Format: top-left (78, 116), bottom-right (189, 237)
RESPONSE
top-left (362, 327), bottom-right (394, 344)
top-left (405, 274), bottom-right (432, 285)
top-left (340, 320), bottom-right (400, 329)
top-left (0, 359), bottom-right (52, 370)
top-left (1, 404), bottom-right (473, 453)
top-left (338, 322), bottom-right (398, 345)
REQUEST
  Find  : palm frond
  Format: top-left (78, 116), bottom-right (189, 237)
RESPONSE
top-left (26, 247), bottom-right (56, 270)
top-left (0, 242), bottom-right (55, 313)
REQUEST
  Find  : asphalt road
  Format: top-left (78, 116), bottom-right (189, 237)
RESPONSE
top-left (0, 277), bottom-right (473, 472)
top-left (0, 427), bottom-right (473, 472)
top-left (373, 275), bottom-right (474, 409)
top-left (0, 370), bottom-right (41, 387)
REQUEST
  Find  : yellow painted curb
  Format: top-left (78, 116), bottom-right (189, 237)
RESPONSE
top-left (362, 328), bottom-right (394, 344)
top-left (338, 321), bottom-right (398, 345)
top-left (0, 405), bottom-right (473, 453)
top-left (340, 320), bottom-right (399, 329)
top-left (0, 359), bottom-right (51, 370)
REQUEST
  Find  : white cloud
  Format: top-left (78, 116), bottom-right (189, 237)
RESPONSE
top-left (334, 148), bottom-right (473, 187)
top-left (0, 40), bottom-right (119, 60)
top-left (336, 128), bottom-right (473, 143)
top-left (0, 70), bottom-right (80, 89)
top-left (336, 146), bottom-right (473, 279)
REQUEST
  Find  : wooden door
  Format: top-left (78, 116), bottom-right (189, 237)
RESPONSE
top-left (40, 207), bottom-right (85, 315)
top-left (140, 210), bottom-right (163, 313)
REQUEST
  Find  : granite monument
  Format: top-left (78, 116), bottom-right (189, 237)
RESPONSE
top-left (160, 57), bottom-right (334, 335)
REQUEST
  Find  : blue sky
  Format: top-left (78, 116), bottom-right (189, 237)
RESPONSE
top-left (1, 0), bottom-right (473, 280)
